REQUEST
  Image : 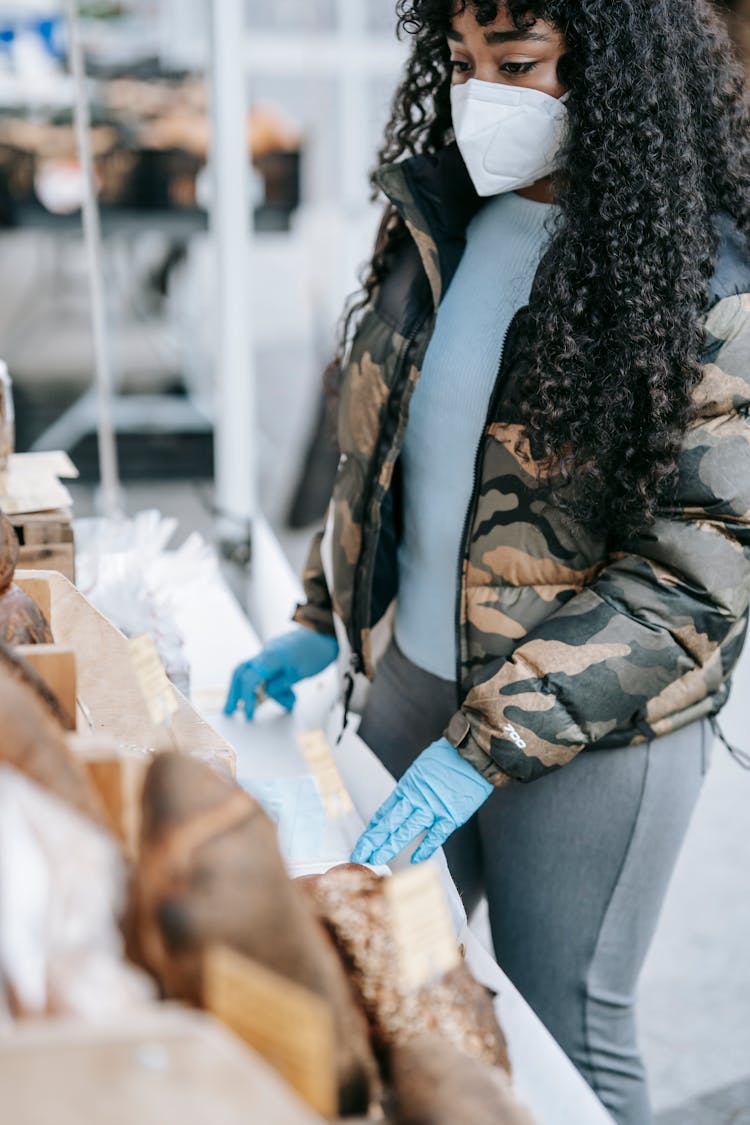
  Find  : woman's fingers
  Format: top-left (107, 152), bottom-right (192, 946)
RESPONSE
top-left (351, 794), bottom-right (412, 863)
top-left (261, 672), bottom-right (296, 714)
top-left (368, 806), bottom-right (434, 866)
top-left (410, 819), bottom-right (452, 864)
top-left (225, 656), bottom-right (294, 720)
top-left (238, 663), bottom-right (270, 720)
top-left (224, 663), bottom-right (246, 715)
top-left (363, 788), bottom-right (401, 832)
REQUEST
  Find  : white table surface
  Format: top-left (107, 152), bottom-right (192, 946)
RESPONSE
top-left (170, 560), bottom-right (614, 1125)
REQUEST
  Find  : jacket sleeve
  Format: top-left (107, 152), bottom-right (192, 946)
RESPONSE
top-left (292, 517), bottom-right (337, 637)
top-left (447, 293), bottom-right (750, 786)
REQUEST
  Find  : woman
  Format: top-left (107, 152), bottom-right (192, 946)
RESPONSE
top-left (226, 2), bottom-right (750, 1121)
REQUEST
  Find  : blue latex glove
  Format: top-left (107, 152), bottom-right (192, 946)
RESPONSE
top-left (351, 738), bottom-right (494, 866)
top-left (224, 627), bottom-right (338, 720)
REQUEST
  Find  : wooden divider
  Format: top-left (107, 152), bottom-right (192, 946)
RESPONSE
top-left (15, 570), bottom-right (236, 776)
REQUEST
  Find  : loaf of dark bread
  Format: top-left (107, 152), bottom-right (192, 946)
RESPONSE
top-left (0, 515), bottom-right (54, 645)
top-left (390, 1033), bottom-right (535, 1125)
top-left (0, 582), bottom-right (54, 645)
top-left (129, 753), bottom-right (380, 1117)
top-left (0, 661), bottom-right (105, 825)
top-left (0, 639), bottom-right (74, 730)
top-left (299, 863), bottom-right (510, 1074)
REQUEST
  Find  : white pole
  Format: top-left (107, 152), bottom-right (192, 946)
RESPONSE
top-left (210, 0), bottom-right (256, 551)
top-left (337, 0), bottom-right (369, 216)
top-left (64, 0), bottom-right (122, 518)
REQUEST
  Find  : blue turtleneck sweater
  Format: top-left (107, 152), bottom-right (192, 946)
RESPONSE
top-left (395, 189), bottom-right (559, 680)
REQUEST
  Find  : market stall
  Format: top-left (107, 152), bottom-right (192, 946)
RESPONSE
top-left (0, 497), bottom-right (614, 1123)
top-left (174, 536), bottom-right (614, 1125)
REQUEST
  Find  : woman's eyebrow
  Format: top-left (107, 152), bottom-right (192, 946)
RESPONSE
top-left (447, 27), bottom-right (551, 44)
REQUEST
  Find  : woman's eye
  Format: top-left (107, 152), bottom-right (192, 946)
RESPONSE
top-left (449, 59), bottom-right (472, 73)
top-left (500, 61), bottom-right (538, 75)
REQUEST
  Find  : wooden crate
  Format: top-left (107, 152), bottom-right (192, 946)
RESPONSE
top-left (10, 508), bottom-right (75, 583)
top-left (0, 1007), bottom-right (324, 1125)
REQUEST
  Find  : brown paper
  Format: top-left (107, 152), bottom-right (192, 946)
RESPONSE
top-left (385, 864), bottom-right (460, 993)
top-left (128, 634), bottom-right (178, 727)
top-left (297, 730), bottom-right (353, 819)
top-left (203, 944), bottom-right (337, 1119)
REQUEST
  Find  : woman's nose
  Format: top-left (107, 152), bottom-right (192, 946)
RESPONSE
top-left (474, 62), bottom-right (504, 85)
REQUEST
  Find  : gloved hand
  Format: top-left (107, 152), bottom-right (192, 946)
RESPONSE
top-left (350, 737), bottom-right (494, 866)
top-left (224, 627), bottom-right (338, 720)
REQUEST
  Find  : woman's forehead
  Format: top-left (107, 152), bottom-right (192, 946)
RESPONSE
top-left (449, 3), bottom-right (560, 44)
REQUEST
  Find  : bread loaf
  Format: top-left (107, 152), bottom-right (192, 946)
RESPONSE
top-left (0, 516), bottom-right (54, 645)
top-left (0, 663), bottom-right (105, 825)
top-left (0, 640), bottom-right (75, 731)
top-left (299, 863), bottom-right (510, 1073)
top-left (129, 753), bottom-right (380, 1117)
top-left (0, 513), bottom-right (18, 588)
top-left (390, 1033), bottom-right (535, 1125)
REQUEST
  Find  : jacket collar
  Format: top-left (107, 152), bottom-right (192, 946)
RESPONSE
top-left (375, 143), bottom-right (483, 307)
top-left (376, 146), bottom-right (750, 321)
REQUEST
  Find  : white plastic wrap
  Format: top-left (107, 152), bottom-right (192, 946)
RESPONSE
top-left (74, 510), bottom-right (219, 697)
top-left (0, 766), bottom-right (154, 1021)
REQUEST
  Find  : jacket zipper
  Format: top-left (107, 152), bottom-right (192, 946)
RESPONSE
top-left (349, 313), bottom-right (430, 677)
top-left (453, 310), bottom-right (523, 710)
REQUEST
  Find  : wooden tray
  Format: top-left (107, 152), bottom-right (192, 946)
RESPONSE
top-left (15, 569), bottom-right (236, 776)
top-left (0, 1006), bottom-right (323, 1125)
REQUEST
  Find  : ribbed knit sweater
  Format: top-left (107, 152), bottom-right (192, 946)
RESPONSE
top-left (395, 189), bottom-right (559, 680)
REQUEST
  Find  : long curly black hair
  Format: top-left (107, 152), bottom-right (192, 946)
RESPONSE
top-left (329, 0), bottom-right (750, 539)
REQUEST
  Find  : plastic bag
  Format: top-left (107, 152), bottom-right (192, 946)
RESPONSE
top-left (0, 765), bottom-right (154, 1020)
top-left (74, 510), bottom-right (218, 697)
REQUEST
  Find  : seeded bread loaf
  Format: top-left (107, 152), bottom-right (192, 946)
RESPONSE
top-left (299, 863), bottom-right (510, 1074)
top-left (390, 1033), bottom-right (535, 1125)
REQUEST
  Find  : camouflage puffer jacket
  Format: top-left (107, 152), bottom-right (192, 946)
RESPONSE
top-left (294, 143), bottom-right (750, 786)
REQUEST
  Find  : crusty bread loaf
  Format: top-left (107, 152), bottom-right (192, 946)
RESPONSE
top-left (0, 516), bottom-right (54, 645)
top-left (390, 1033), bottom-right (535, 1125)
top-left (0, 640), bottom-right (74, 730)
top-left (0, 583), bottom-right (54, 645)
top-left (0, 664), bottom-right (105, 825)
top-left (0, 513), bottom-right (18, 589)
top-left (299, 863), bottom-right (510, 1074)
top-left (129, 754), bottom-right (380, 1117)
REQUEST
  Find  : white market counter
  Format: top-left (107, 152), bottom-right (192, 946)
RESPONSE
top-left (170, 548), bottom-right (614, 1125)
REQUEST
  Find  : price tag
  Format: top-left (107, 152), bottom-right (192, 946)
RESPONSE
top-left (297, 730), bottom-right (353, 819)
top-left (128, 634), bottom-right (178, 727)
top-left (203, 944), bottom-right (337, 1118)
top-left (385, 863), bottom-right (460, 992)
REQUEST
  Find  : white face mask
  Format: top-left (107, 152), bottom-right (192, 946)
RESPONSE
top-left (450, 78), bottom-right (569, 197)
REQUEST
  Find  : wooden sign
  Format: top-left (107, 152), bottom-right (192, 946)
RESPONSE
top-left (385, 864), bottom-right (460, 992)
top-left (16, 644), bottom-right (77, 728)
top-left (203, 944), bottom-right (337, 1119)
top-left (297, 730), bottom-right (353, 819)
top-left (128, 634), bottom-right (178, 728)
top-left (73, 738), bottom-right (152, 859)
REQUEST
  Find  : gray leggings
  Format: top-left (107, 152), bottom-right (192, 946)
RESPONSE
top-left (358, 639), bottom-right (712, 1125)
